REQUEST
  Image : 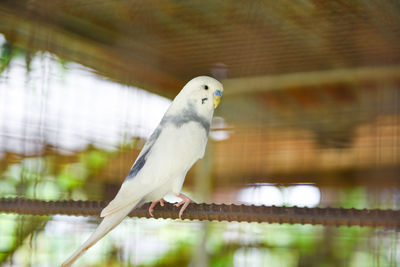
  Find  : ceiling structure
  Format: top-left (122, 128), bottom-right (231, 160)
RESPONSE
top-left (1, 0), bottom-right (400, 187)
top-left (0, 0), bottom-right (399, 95)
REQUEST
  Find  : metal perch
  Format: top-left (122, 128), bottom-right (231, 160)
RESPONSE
top-left (0, 198), bottom-right (399, 229)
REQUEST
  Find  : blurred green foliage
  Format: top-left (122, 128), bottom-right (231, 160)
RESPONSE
top-left (0, 147), bottom-right (113, 263)
top-left (0, 41), bottom-right (27, 74)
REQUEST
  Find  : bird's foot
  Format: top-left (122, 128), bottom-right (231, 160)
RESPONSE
top-left (149, 198), bottom-right (165, 217)
top-left (174, 193), bottom-right (192, 219)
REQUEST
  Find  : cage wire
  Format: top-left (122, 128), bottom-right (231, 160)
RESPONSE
top-left (0, 46), bottom-right (399, 267)
top-left (0, 0), bottom-right (400, 266)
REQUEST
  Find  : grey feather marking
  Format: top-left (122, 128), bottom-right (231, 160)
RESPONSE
top-left (124, 127), bottom-right (162, 181)
top-left (147, 127), bottom-right (162, 144)
top-left (162, 102), bottom-right (210, 133)
top-left (126, 148), bottom-right (150, 178)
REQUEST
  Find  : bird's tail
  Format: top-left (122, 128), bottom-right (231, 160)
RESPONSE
top-left (60, 204), bottom-right (135, 267)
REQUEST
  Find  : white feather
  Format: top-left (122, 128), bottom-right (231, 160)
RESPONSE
top-left (61, 76), bottom-right (223, 266)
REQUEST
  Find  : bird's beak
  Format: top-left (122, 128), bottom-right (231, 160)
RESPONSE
top-left (213, 90), bottom-right (223, 108)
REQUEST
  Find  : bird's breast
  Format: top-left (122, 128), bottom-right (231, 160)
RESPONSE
top-left (132, 121), bottom-right (208, 187)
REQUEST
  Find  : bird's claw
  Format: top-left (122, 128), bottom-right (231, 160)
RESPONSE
top-left (174, 193), bottom-right (192, 219)
top-left (148, 195), bottom-right (192, 219)
top-left (149, 199), bottom-right (165, 217)
top-left (174, 201), bottom-right (185, 207)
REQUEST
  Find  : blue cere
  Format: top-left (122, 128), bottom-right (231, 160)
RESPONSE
top-left (214, 90), bottom-right (223, 97)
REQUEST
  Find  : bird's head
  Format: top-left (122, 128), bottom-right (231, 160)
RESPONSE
top-left (180, 76), bottom-right (224, 110)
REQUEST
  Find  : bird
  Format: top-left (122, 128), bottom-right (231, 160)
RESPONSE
top-left (61, 76), bottom-right (223, 266)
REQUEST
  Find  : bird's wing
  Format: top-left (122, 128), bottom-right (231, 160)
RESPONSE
top-left (101, 121), bottom-right (208, 217)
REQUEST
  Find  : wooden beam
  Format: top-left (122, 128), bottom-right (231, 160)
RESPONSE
top-left (222, 65), bottom-right (400, 96)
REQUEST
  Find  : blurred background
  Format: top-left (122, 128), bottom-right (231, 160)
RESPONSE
top-left (0, 0), bottom-right (400, 266)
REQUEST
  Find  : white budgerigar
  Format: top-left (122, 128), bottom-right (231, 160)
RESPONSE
top-left (61, 76), bottom-right (223, 266)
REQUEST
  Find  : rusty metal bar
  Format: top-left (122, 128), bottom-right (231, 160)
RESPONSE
top-left (0, 198), bottom-right (399, 228)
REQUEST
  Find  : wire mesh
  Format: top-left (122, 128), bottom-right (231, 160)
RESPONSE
top-left (0, 1), bottom-right (400, 266)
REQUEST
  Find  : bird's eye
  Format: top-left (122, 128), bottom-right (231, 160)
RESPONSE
top-left (204, 85), bottom-right (209, 90)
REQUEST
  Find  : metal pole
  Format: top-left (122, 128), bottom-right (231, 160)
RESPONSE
top-left (0, 198), bottom-right (399, 229)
